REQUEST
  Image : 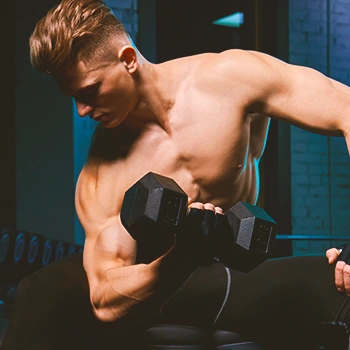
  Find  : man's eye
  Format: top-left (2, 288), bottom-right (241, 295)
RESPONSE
top-left (74, 84), bottom-right (100, 104)
top-left (76, 93), bottom-right (95, 104)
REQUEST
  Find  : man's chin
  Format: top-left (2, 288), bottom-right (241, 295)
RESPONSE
top-left (101, 120), bottom-right (119, 129)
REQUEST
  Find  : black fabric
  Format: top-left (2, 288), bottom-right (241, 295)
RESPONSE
top-left (216, 256), bottom-right (350, 349)
top-left (2, 254), bottom-right (350, 349)
top-left (160, 263), bottom-right (228, 330)
top-left (338, 243), bottom-right (350, 265)
top-left (143, 324), bottom-right (208, 345)
top-left (177, 209), bottom-right (217, 267)
top-left (159, 256), bottom-right (350, 349)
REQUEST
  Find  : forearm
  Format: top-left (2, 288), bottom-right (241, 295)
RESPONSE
top-left (91, 245), bottom-right (198, 327)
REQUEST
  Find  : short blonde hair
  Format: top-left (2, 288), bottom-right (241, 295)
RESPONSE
top-left (30, 0), bottom-right (127, 74)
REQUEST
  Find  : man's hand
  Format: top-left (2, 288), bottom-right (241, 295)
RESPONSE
top-left (326, 246), bottom-right (350, 296)
top-left (177, 201), bottom-right (223, 267)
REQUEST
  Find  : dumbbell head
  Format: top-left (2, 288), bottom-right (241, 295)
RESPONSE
top-left (217, 201), bottom-right (277, 273)
top-left (55, 241), bottom-right (69, 261)
top-left (13, 231), bottom-right (30, 267)
top-left (27, 233), bottom-right (45, 270)
top-left (42, 238), bottom-right (57, 266)
top-left (121, 172), bottom-right (188, 241)
top-left (0, 229), bottom-right (13, 267)
top-left (226, 202), bottom-right (277, 252)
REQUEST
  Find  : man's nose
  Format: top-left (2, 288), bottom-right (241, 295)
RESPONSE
top-left (75, 101), bottom-right (93, 118)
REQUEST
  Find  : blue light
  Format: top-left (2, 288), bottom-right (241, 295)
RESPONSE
top-left (213, 12), bottom-right (244, 28)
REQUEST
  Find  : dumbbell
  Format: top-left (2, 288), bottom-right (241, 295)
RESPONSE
top-left (26, 233), bottom-right (81, 272)
top-left (214, 201), bottom-right (277, 272)
top-left (54, 240), bottom-right (81, 260)
top-left (121, 172), bottom-right (277, 271)
top-left (121, 172), bottom-right (188, 263)
top-left (0, 228), bottom-right (33, 270)
top-left (0, 228), bottom-right (31, 282)
top-left (41, 238), bottom-right (81, 265)
top-left (26, 233), bottom-right (47, 272)
top-left (0, 228), bottom-right (14, 268)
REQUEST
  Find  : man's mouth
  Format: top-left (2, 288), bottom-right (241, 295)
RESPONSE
top-left (91, 115), bottom-right (109, 122)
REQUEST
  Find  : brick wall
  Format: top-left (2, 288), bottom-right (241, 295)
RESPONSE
top-left (289, 0), bottom-right (350, 255)
top-left (105, 0), bottom-right (138, 42)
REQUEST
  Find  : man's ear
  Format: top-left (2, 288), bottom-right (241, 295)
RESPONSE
top-left (118, 45), bottom-right (138, 74)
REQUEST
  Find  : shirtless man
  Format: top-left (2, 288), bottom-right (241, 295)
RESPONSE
top-left (2, 0), bottom-right (350, 349)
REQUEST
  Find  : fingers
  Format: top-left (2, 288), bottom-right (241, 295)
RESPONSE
top-left (326, 247), bottom-right (341, 264)
top-left (214, 206), bottom-right (224, 215)
top-left (188, 202), bottom-right (223, 214)
top-left (343, 264), bottom-right (350, 296)
top-left (334, 261), bottom-right (350, 296)
top-left (329, 245), bottom-right (350, 296)
top-left (335, 261), bottom-right (346, 293)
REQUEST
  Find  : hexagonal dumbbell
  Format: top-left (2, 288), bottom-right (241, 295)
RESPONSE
top-left (121, 172), bottom-right (188, 240)
top-left (120, 172), bottom-right (189, 263)
top-left (120, 172), bottom-right (277, 271)
top-left (215, 201), bottom-right (277, 272)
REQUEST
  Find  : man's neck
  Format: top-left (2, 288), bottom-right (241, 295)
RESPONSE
top-left (125, 61), bottom-right (177, 133)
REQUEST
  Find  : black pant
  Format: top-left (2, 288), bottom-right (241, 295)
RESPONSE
top-left (2, 254), bottom-right (350, 349)
top-left (161, 255), bottom-right (350, 349)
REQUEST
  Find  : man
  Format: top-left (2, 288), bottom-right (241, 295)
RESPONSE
top-left (2, 0), bottom-right (350, 349)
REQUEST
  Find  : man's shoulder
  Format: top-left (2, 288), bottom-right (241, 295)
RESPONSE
top-left (195, 49), bottom-right (255, 73)
top-left (188, 50), bottom-right (245, 93)
top-left (191, 49), bottom-right (274, 92)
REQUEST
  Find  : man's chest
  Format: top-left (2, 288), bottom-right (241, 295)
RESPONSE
top-left (120, 117), bottom-right (253, 206)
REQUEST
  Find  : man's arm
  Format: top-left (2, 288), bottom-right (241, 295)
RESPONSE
top-left (326, 248), bottom-right (350, 296)
top-left (220, 50), bottom-right (350, 292)
top-left (218, 49), bottom-right (350, 153)
top-left (75, 163), bottom-right (199, 328)
top-left (74, 161), bottom-right (225, 328)
top-left (83, 225), bottom-right (197, 326)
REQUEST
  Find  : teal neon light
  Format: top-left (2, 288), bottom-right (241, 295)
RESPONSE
top-left (213, 12), bottom-right (244, 28)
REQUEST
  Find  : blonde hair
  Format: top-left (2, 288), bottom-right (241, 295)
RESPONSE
top-left (29, 0), bottom-right (127, 74)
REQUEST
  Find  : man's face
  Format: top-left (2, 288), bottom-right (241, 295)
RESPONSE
top-left (56, 56), bottom-right (137, 128)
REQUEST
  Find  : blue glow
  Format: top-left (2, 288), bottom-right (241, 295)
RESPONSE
top-left (213, 12), bottom-right (244, 28)
top-left (72, 101), bottom-right (98, 244)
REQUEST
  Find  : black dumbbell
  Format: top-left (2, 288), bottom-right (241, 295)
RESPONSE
top-left (27, 233), bottom-right (79, 272)
top-left (27, 233), bottom-right (46, 272)
top-left (13, 230), bottom-right (31, 270)
top-left (0, 228), bottom-right (31, 269)
top-left (121, 172), bottom-right (188, 238)
top-left (54, 240), bottom-right (79, 261)
top-left (40, 238), bottom-right (80, 266)
top-left (121, 172), bottom-right (188, 263)
top-left (0, 228), bottom-right (14, 268)
top-left (121, 172), bottom-right (277, 271)
top-left (214, 201), bottom-right (277, 272)
top-left (0, 228), bottom-right (29, 283)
